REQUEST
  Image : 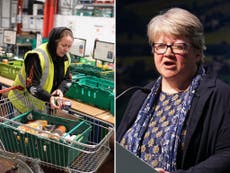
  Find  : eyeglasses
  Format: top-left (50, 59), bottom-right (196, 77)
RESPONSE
top-left (152, 42), bottom-right (190, 54)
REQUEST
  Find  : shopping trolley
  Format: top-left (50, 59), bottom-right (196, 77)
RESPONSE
top-left (0, 87), bottom-right (114, 173)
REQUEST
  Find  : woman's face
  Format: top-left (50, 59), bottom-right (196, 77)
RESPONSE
top-left (153, 34), bottom-right (201, 82)
top-left (56, 35), bottom-right (73, 57)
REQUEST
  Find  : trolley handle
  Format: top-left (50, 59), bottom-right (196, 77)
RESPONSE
top-left (0, 85), bottom-right (24, 94)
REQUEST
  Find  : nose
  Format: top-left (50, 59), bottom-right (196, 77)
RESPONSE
top-left (64, 47), bottom-right (70, 52)
top-left (164, 45), bottom-right (174, 55)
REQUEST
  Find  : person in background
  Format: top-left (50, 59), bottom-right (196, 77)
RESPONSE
top-left (9, 27), bottom-right (74, 112)
top-left (117, 7), bottom-right (230, 173)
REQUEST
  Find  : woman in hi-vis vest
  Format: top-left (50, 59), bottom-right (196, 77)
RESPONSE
top-left (9, 27), bottom-right (74, 113)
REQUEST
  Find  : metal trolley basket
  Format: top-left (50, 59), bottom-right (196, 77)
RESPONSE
top-left (0, 91), bottom-right (114, 173)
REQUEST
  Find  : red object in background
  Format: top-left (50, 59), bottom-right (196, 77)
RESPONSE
top-left (42, 0), bottom-right (58, 38)
top-left (16, 0), bottom-right (23, 34)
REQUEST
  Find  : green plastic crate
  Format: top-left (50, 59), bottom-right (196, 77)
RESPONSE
top-left (79, 57), bottom-right (96, 66)
top-left (98, 78), bottom-right (114, 91)
top-left (99, 70), bottom-right (114, 81)
top-left (93, 8), bottom-right (113, 17)
top-left (0, 60), bottom-right (23, 80)
top-left (16, 36), bottom-right (34, 45)
top-left (76, 9), bottom-right (93, 16)
top-left (109, 93), bottom-right (114, 115)
top-left (72, 72), bottom-right (86, 82)
top-left (31, 38), bottom-right (48, 49)
top-left (70, 63), bottom-right (114, 80)
top-left (65, 76), bottom-right (114, 112)
top-left (0, 111), bottom-right (91, 167)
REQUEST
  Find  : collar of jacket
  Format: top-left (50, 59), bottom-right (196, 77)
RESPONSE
top-left (180, 72), bottom-right (217, 167)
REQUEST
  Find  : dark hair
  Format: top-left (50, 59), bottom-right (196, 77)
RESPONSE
top-left (56, 29), bottom-right (74, 44)
top-left (47, 27), bottom-right (73, 59)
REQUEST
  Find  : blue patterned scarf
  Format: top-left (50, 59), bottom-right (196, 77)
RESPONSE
top-left (121, 66), bottom-right (205, 171)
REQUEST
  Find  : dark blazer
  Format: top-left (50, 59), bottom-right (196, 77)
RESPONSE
top-left (117, 73), bottom-right (230, 173)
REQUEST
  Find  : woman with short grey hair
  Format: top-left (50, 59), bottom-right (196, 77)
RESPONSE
top-left (117, 7), bottom-right (230, 173)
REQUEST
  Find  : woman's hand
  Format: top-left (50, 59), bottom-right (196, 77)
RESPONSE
top-left (155, 168), bottom-right (170, 173)
top-left (51, 89), bottom-right (63, 97)
top-left (50, 89), bottom-right (64, 109)
top-left (50, 95), bottom-right (63, 109)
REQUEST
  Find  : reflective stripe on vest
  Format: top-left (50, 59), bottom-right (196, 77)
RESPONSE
top-left (9, 44), bottom-right (71, 113)
top-left (18, 48), bottom-right (50, 88)
top-left (36, 48), bottom-right (50, 87)
top-left (8, 88), bottom-right (46, 113)
top-left (10, 47), bottom-right (50, 113)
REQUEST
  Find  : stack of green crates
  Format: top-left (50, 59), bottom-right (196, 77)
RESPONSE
top-left (0, 110), bottom-right (92, 167)
top-left (31, 38), bottom-right (48, 49)
top-left (70, 63), bottom-right (114, 81)
top-left (16, 35), bottom-right (34, 45)
top-left (0, 60), bottom-right (23, 80)
top-left (79, 57), bottom-right (96, 66)
top-left (76, 9), bottom-right (94, 16)
top-left (72, 72), bottom-right (86, 82)
top-left (94, 7), bottom-right (113, 17)
top-left (65, 76), bottom-right (114, 114)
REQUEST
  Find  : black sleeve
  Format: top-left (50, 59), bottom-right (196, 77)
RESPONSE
top-left (25, 53), bottom-right (51, 102)
top-left (57, 66), bottom-right (72, 94)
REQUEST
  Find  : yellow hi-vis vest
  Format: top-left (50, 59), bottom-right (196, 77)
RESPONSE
top-left (8, 43), bottom-right (71, 113)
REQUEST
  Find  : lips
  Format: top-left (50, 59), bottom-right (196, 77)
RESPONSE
top-left (163, 60), bottom-right (176, 67)
top-left (164, 61), bottom-right (175, 66)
